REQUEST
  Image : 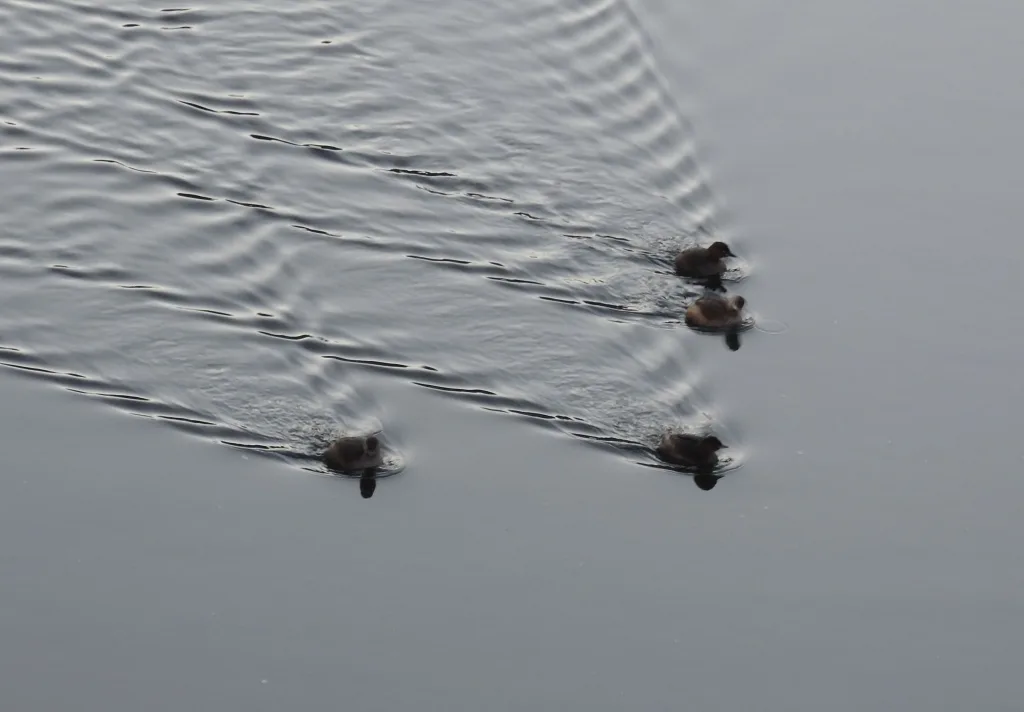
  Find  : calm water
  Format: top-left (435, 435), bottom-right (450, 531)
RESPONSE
top-left (2, 0), bottom-right (1023, 709)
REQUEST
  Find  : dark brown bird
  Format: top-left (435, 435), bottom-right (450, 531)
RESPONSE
top-left (674, 241), bottom-right (736, 278)
top-left (656, 433), bottom-right (727, 470)
top-left (685, 293), bottom-right (747, 331)
top-left (323, 434), bottom-right (383, 473)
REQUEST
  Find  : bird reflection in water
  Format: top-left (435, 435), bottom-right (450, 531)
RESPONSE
top-left (699, 273), bottom-right (728, 294)
top-left (359, 470), bottom-right (377, 499)
top-left (724, 329), bottom-right (742, 352)
top-left (692, 468), bottom-right (723, 491)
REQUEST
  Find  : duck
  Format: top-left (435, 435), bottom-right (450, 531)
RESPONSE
top-left (656, 433), bottom-right (727, 470)
top-left (674, 241), bottom-right (736, 278)
top-left (685, 293), bottom-right (747, 331)
top-left (323, 434), bottom-right (384, 473)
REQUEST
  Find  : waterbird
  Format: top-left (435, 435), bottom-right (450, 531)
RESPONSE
top-left (674, 241), bottom-right (736, 278)
top-left (323, 433), bottom-right (384, 473)
top-left (685, 293), bottom-right (747, 332)
top-left (656, 433), bottom-right (727, 470)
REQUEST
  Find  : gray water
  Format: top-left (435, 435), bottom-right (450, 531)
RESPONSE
top-left (2, 0), bottom-right (1023, 709)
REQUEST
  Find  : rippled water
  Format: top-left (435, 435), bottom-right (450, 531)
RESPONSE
top-left (5, 1), bottom-right (1024, 710)
top-left (0, 0), bottom-right (752, 477)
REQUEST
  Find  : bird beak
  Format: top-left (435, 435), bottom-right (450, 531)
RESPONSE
top-left (719, 444), bottom-right (729, 448)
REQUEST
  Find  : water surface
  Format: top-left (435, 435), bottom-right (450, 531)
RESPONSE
top-left (2, 0), bottom-right (1023, 709)
top-left (1, 0), bottom-right (734, 467)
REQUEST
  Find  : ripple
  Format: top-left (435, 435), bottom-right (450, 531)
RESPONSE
top-left (0, 0), bottom-right (743, 478)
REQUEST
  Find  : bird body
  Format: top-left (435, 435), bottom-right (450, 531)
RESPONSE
top-left (656, 433), bottom-right (727, 469)
top-left (324, 434), bottom-right (383, 472)
top-left (685, 294), bottom-right (747, 331)
top-left (674, 241), bottom-right (736, 278)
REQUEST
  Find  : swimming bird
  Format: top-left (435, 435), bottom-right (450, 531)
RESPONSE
top-left (323, 434), bottom-right (384, 473)
top-left (674, 241), bottom-right (736, 278)
top-left (685, 293), bottom-right (747, 331)
top-left (656, 433), bottom-right (727, 470)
